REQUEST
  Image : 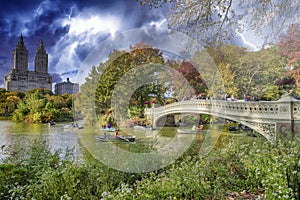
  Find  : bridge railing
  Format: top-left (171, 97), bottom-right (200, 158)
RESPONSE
top-left (145, 99), bottom-right (299, 121)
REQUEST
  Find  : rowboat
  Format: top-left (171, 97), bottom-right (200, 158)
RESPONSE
top-left (96, 135), bottom-right (136, 142)
top-left (228, 126), bottom-right (240, 132)
top-left (177, 129), bottom-right (204, 134)
top-left (63, 124), bottom-right (83, 129)
top-left (100, 127), bottom-right (116, 132)
top-left (133, 125), bottom-right (153, 131)
top-left (48, 120), bottom-right (55, 126)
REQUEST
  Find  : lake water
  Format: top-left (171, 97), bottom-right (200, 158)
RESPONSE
top-left (0, 120), bottom-right (83, 160)
top-left (0, 120), bottom-right (256, 172)
top-left (0, 120), bottom-right (175, 162)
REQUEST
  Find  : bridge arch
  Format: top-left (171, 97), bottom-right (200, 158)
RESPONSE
top-left (145, 98), bottom-right (300, 141)
top-left (153, 110), bottom-right (272, 140)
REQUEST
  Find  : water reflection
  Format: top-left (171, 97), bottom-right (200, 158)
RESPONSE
top-left (0, 120), bottom-right (255, 169)
top-left (0, 121), bottom-right (81, 161)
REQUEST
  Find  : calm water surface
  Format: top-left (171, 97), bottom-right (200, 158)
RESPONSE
top-left (0, 120), bottom-right (83, 160)
top-left (0, 120), bottom-right (253, 165)
top-left (0, 120), bottom-right (197, 161)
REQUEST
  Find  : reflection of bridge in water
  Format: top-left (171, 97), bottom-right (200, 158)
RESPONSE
top-left (145, 96), bottom-right (300, 141)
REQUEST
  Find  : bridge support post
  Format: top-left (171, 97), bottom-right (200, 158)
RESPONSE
top-left (276, 95), bottom-right (299, 141)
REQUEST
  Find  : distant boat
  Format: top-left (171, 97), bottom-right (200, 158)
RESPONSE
top-left (96, 135), bottom-right (136, 142)
top-left (228, 123), bottom-right (247, 132)
top-left (48, 121), bottom-right (55, 126)
top-left (228, 126), bottom-right (241, 132)
top-left (177, 129), bottom-right (204, 134)
top-left (100, 127), bottom-right (116, 132)
top-left (63, 123), bottom-right (83, 130)
top-left (133, 125), bottom-right (153, 131)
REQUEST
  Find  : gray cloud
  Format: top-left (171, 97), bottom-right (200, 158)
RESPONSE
top-left (0, 0), bottom-right (167, 87)
top-left (0, 0), bottom-right (259, 88)
top-left (50, 73), bottom-right (63, 83)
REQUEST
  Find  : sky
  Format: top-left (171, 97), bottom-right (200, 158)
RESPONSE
top-left (0, 0), bottom-right (262, 88)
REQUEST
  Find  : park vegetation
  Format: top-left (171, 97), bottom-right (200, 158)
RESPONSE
top-left (0, 2), bottom-right (299, 199)
top-left (75, 23), bottom-right (300, 126)
top-left (0, 134), bottom-right (299, 199)
top-left (0, 88), bottom-right (73, 123)
top-left (1, 24), bottom-right (299, 125)
top-left (1, 23), bottom-right (299, 126)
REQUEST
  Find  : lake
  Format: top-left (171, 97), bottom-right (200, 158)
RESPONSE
top-left (0, 120), bottom-right (82, 160)
top-left (0, 120), bottom-right (257, 172)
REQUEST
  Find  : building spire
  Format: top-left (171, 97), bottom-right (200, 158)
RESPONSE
top-left (34, 37), bottom-right (48, 73)
top-left (39, 39), bottom-right (44, 49)
top-left (36, 38), bottom-right (46, 54)
top-left (18, 34), bottom-right (25, 46)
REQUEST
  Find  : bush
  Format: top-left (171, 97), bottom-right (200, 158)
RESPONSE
top-left (0, 136), bottom-right (299, 199)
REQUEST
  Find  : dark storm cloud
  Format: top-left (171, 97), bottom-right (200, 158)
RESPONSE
top-left (0, 56), bottom-right (7, 66)
top-left (0, 0), bottom-right (41, 15)
top-left (0, 0), bottom-right (169, 87)
top-left (62, 70), bottom-right (79, 76)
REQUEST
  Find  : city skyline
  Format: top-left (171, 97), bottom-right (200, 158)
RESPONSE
top-left (0, 0), bottom-right (168, 88)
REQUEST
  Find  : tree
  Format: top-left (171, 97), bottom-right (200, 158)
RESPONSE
top-left (73, 65), bottom-right (102, 125)
top-left (75, 43), bottom-right (166, 126)
top-left (139, 0), bottom-right (300, 46)
top-left (12, 91), bottom-right (46, 123)
top-left (96, 43), bottom-right (164, 113)
top-left (191, 49), bottom-right (226, 99)
top-left (189, 45), bottom-right (244, 99)
top-left (236, 46), bottom-right (286, 98)
top-left (206, 45), bottom-right (246, 98)
top-left (12, 90), bottom-right (73, 123)
top-left (191, 44), bottom-right (286, 99)
top-left (278, 23), bottom-right (300, 91)
top-left (171, 60), bottom-right (206, 100)
top-left (279, 23), bottom-right (300, 69)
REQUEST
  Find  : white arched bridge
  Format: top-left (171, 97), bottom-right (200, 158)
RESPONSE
top-left (145, 96), bottom-right (300, 141)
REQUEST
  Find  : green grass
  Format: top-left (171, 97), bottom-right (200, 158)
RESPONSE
top-left (0, 134), bottom-right (299, 199)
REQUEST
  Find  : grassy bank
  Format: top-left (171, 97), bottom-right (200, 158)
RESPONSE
top-left (0, 135), bottom-right (299, 199)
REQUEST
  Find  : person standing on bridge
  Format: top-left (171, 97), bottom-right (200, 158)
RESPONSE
top-left (225, 93), bottom-right (230, 101)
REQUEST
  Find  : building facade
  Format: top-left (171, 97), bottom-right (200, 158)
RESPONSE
top-left (4, 35), bottom-right (52, 92)
top-left (55, 78), bottom-right (79, 94)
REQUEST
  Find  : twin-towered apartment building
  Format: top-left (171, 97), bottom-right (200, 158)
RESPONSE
top-left (4, 35), bottom-right (79, 94)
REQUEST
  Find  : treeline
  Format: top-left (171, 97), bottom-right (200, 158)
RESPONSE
top-left (75, 41), bottom-right (296, 126)
top-left (0, 88), bottom-right (73, 123)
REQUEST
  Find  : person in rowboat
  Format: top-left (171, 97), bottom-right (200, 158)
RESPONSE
top-left (199, 124), bottom-right (204, 131)
top-left (115, 130), bottom-right (119, 138)
top-left (192, 125), bottom-right (198, 131)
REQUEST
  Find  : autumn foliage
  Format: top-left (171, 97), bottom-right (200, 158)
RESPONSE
top-left (279, 23), bottom-right (300, 69)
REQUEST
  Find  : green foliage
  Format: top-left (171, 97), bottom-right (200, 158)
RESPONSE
top-left (0, 136), bottom-right (299, 199)
top-left (127, 106), bottom-right (146, 119)
top-left (75, 43), bottom-right (167, 126)
top-left (0, 89), bottom-right (24, 116)
top-left (0, 140), bottom-right (144, 199)
top-left (26, 88), bottom-right (53, 96)
top-left (12, 90), bottom-right (73, 123)
top-left (109, 138), bottom-right (300, 199)
top-left (260, 85), bottom-right (281, 101)
top-left (95, 43), bottom-right (164, 113)
top-left (191, 45), bottom-right (287, 99)
top-left (12, 100), bottom-right (29, 121)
